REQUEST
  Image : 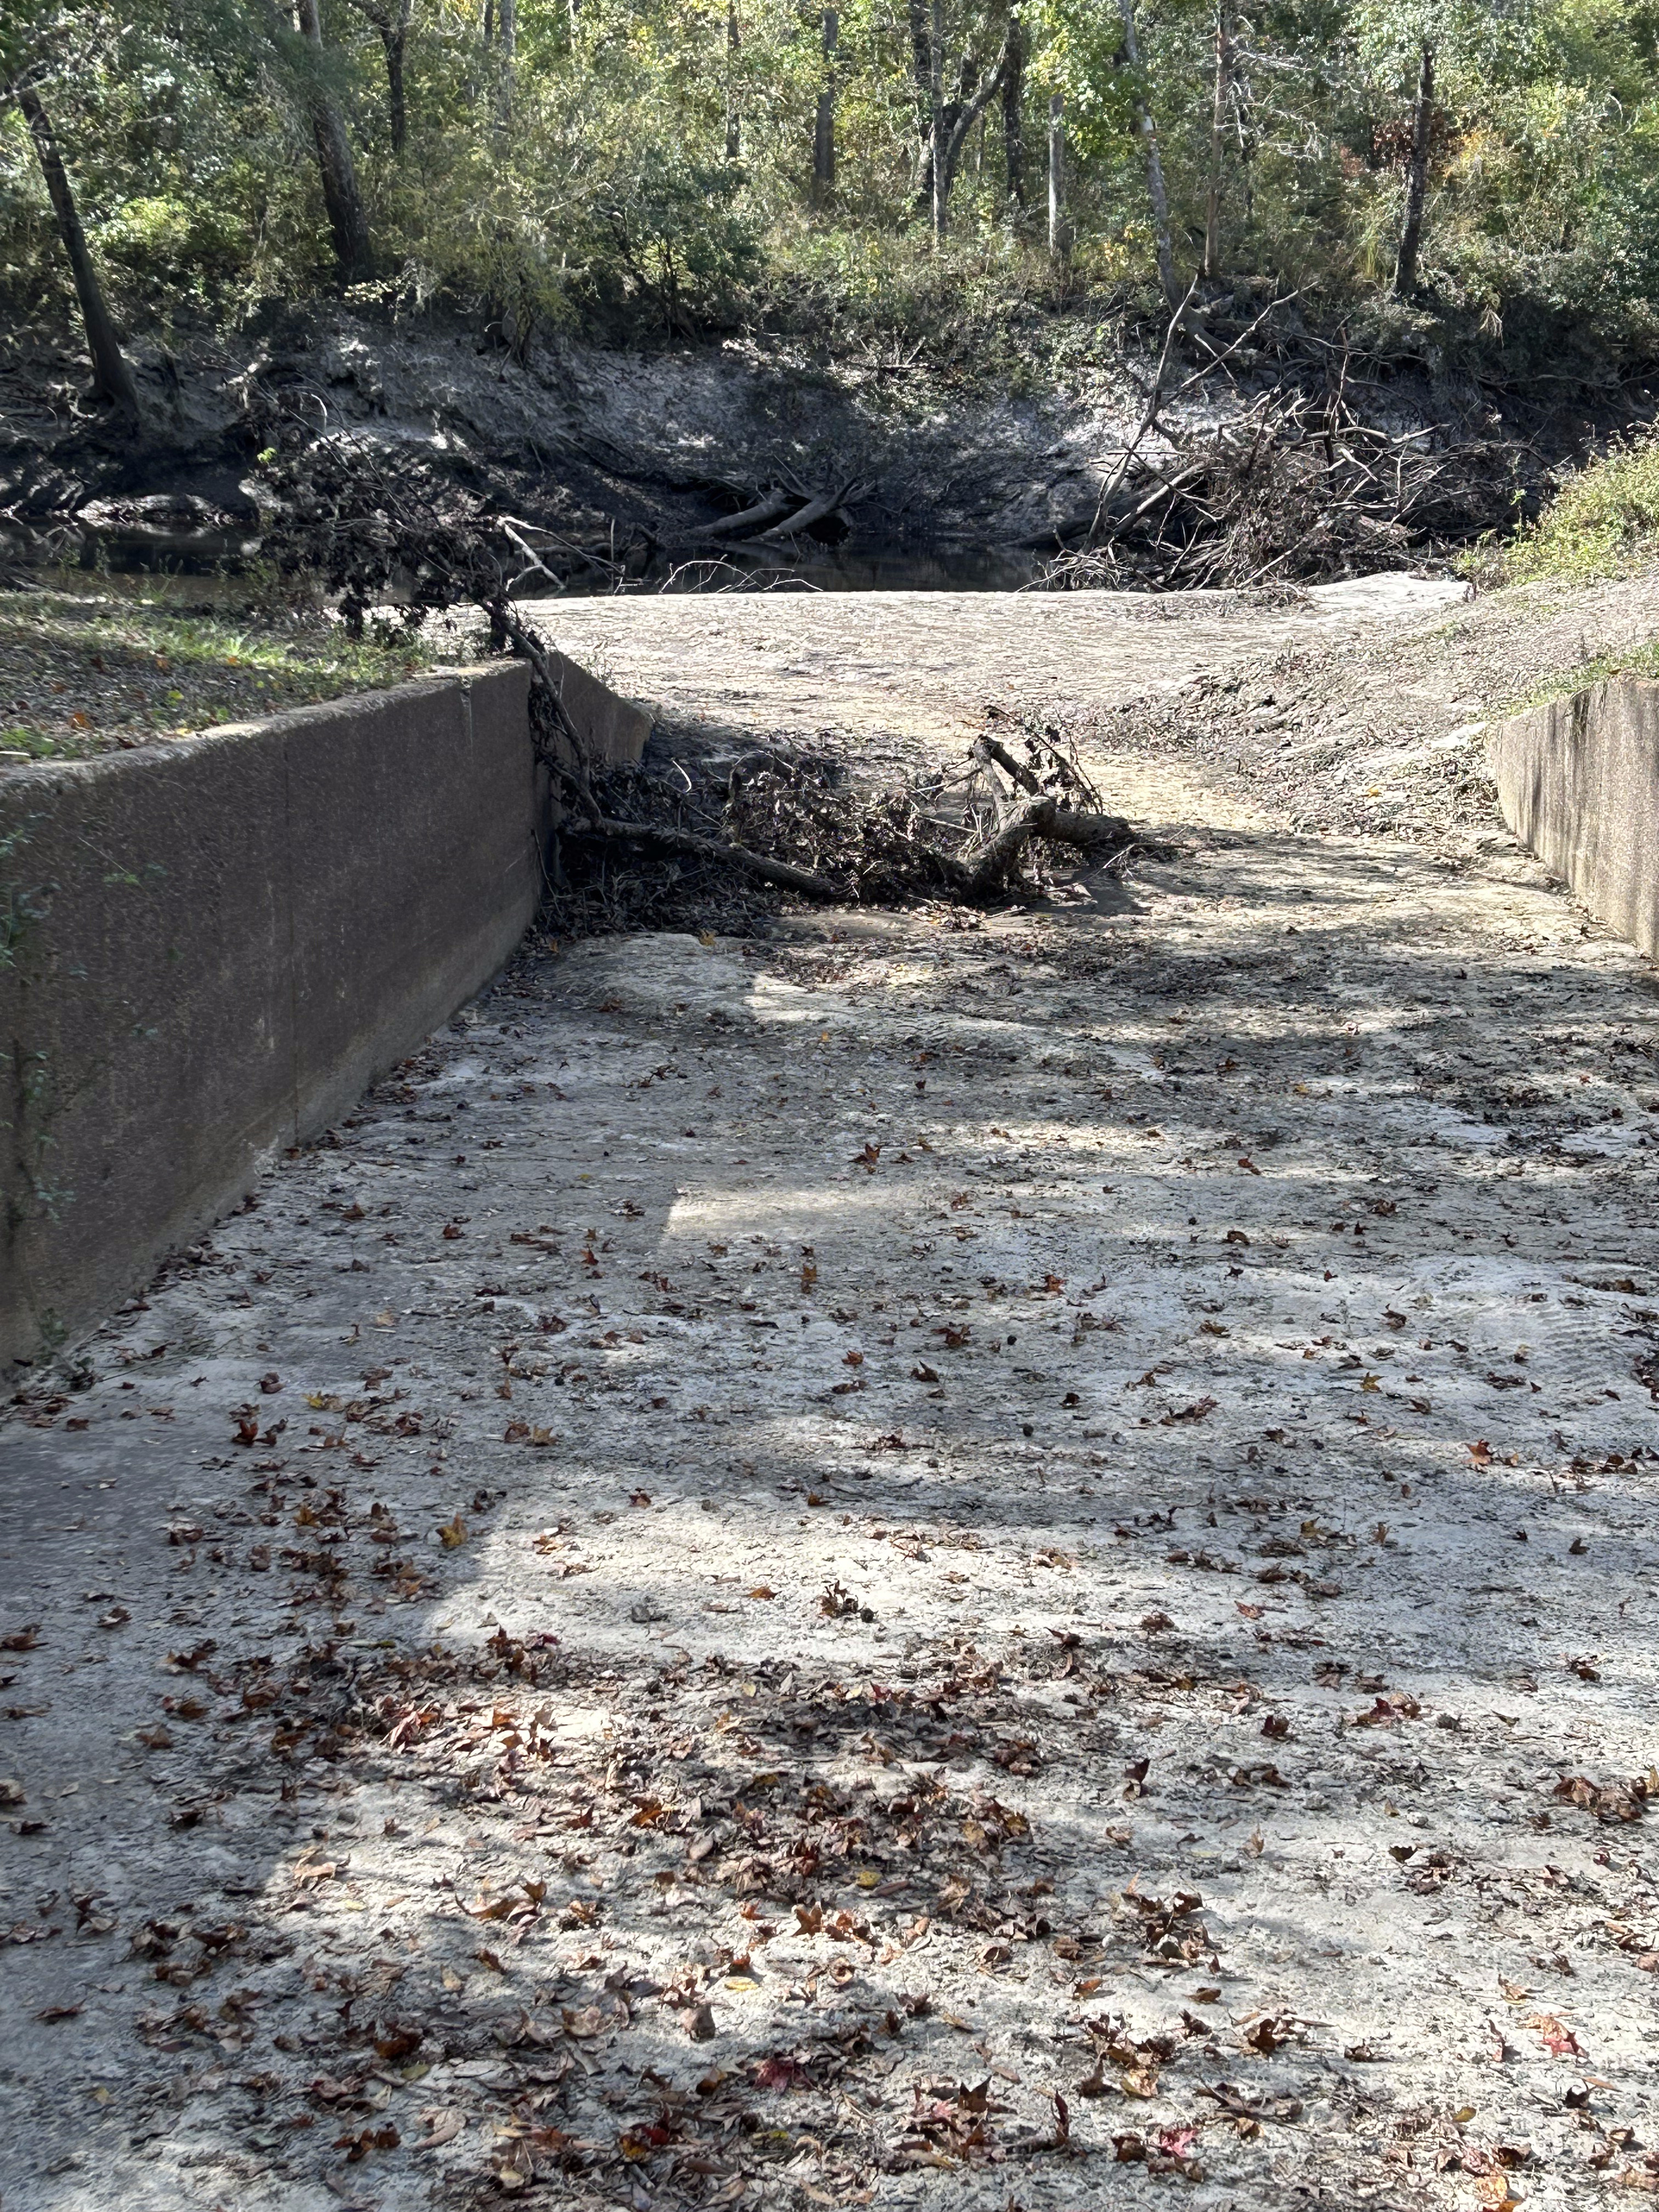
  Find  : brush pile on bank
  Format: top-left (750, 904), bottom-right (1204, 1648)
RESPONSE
top-left (540, 715), bottom-right (1172, 938)
top-left (253, 422), bottom-right (1168, 924)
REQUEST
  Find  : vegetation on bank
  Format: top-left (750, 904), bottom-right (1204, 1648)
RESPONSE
top-left (1494, 432), bottom-right (1659, 586)
top-left (5, 0), bottom-right (1659, 422)
top-left (0, 582), bottom-right (432, 761)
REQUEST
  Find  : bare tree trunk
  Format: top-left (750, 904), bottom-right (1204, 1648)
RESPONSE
top-left (1002, 6), bottom-right (1026, 211)
top-left (1392, 38), bottom-right (1434, 297)
top-left (494, 0), bottom-right (515, 121)
top-left (907, 0), bottom-right (934, 212)
top-left (1203, 1), bottom-right (1231, 279)
top-left (18, 87), bottom-right (139, 420)
top-left (929, 19), bottom-right (1007, 240)
top-left (929, 0), bottom-right (946, 241)
top-left (811, 8), bottom-right (837, 207)
top-left (294, 0), bottom-right (373, 282)
top-left (1047, 91), bottom-right (1069, 261)
top-left (725, 0), bottom-right (741, 160)
top-left (936, 75), bottom-right (1006, 237)
top-left (384, 0), bottom-right (409, 153)
top-left (1115, 0), bottom-right (1180, 308)
top-left (359, 0), bottom-right (412, 153)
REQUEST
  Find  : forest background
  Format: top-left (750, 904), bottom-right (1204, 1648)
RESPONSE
top-left (6, 0), bottom-right (1659, 414)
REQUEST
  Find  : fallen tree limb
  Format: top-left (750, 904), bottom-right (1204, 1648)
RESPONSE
top-left (499, 519), bottom-right (563, 592)
top-left (961, 796), bottom-right (1136, 896)
top-left (754, 478), bottom-right (866, 543)
top-left (969, 732), bottom-right (1041, 795)
top-left (702, 486), bottom-right (795, 539)
top-left (576, 814), bottom-right (843, 901)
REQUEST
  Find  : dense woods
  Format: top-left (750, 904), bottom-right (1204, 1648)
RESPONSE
top-left (5, 0), bottom-right (1659, 398)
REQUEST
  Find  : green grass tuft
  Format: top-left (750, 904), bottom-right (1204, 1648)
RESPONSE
top-left (1501, 636), bottom-right (1659, 717)
top-left (0, 584), bottom-right (435, 761)
top-left (1498, 434), bottom-right (1659, 585)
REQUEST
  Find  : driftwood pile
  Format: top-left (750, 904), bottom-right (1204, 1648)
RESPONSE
top-left (546, 713), bottom-right (1150, 933)
top-left (248, 415), bottom-right (1155, 923)
top-left (1040, 290), bottom-right (1520, 590)
top-left (1044, 382), bottom-right (1514, 592)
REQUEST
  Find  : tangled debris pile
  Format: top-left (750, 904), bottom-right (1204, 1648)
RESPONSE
top-left (252, 421), bottom-right (1164, 921)
top-left (546, 719), bottom-right (1165, 936)
top-left (1037, 320), bottom-right (1520, 593)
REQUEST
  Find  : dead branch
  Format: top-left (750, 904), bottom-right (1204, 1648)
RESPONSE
top-left (576, 814), bottom-right (843, 901)
top-left (962, 796), bottom-right (1135, 895)
top-left (499, 518), bottom-right (563, 592)
top-left (753, 478), bottom-right (867, 543)
top-left (1085, 280), bottom-right (1198, 543)
top-left (969, 732), bottom-right (1041, 795)
top-left (701, 486), bottom-right (796, 539)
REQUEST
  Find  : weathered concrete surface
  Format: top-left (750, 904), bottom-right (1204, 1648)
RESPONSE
top-left (5, 585), bottom-right (1659, 2212)
top-left (545, 644), bottom-right (654, 766)
top-left (0, 664), bottom-right (539, 1369)
top-left (1489, 673), bottom-right (1659, 956)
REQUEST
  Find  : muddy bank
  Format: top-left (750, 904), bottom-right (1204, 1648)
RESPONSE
top-left (1115, 568), bottom-right (1659, 849)
top-left (510, 573), bottom-right (1471, 765)
top-left (0, 302), bottom-right (1610, 586)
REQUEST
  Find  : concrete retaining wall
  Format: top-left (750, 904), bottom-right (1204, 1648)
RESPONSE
top-left (1, 656), bottom-right (648, 1368)
top-left (1488, 672), bottom-right (1659, 959)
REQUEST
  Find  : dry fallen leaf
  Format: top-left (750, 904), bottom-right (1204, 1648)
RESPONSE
top-left (492, 2138), bottom-right (535, 2192)
top-left (415, 2105), bottom-right (466, 2149)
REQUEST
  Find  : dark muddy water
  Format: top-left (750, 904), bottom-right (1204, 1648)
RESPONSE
top-left (13, 517), bottom-right (1044, 596)
top-left (604, 544), bottom-right (1045, 594)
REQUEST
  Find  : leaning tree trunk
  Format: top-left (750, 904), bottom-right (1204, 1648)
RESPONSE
top-left (1392, 39), bottom-right (1434, 297)
top-left (294, 0), bottom-right (373, 283)
top-left (1115, 0), bottom-right (1181, 308)
top-left (1203, 1), bottom-right (1232, 279)
top-left (811, 8), bottom-right (837, 207)
top-left (935, 44), bottom-right (1006, 229)
top-left (17, 87), bottom-right (139, 421)
top-left (1002, 6), bottom-right (1026, 211)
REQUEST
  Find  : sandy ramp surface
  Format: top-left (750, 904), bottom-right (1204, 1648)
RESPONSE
top-left (4, 592), bottom-right (1659, 2212)
top-left (535, 576), bottom-right (1470, 758)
